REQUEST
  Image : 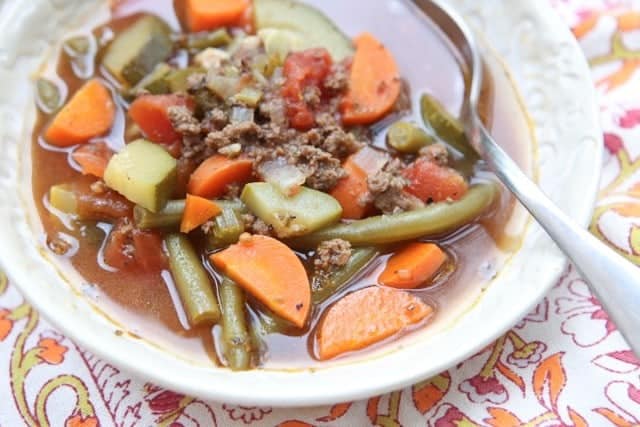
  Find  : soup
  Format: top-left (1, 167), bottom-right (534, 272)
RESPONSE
top-left (31, 0), bottom-right (530, 370)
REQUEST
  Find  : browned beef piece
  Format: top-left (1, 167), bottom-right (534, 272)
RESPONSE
top-left (314, 239), bottom-right (352, 273)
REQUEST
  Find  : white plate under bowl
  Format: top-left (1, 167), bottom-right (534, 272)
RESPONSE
top-left (0, 0), bottom-right (601, 406)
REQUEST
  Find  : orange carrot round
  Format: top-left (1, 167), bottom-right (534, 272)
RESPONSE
top-left (317, 286), bottom-right (433, 360)
top-left (187, 156), bottom-right (254, 199)
top-left (379, 243), bottom-right (448, 289)
top-left (45, 79), bottom-right (115, 147)
top-left (186, 0), bottom-right (249, 32)
top-left (211, 235), bottom-right (311, 328)
top-left (341, 33), bottom-right (401, 126)
top-left (180, 194), bottom-right (222, 234)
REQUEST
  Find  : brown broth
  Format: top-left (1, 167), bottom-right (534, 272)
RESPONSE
top-left (32, 0), bottom-right (532, 369)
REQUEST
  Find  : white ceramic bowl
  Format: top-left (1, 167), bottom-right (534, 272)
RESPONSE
top-left (0, 0), bottom-right (601, 406)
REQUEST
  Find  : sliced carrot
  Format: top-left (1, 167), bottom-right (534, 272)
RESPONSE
top-left (187, 156), bottom-right (254, 199)
top-left (403, 158), bottom-right (468, 203)
top-left (330, 157), bottom-right (370, 220)
top-left (341, 33), bottom-right (401, 126)
top-left (128, 94), bottom-right (193, 145)
top-left (379, 243), bottom-right (447, 289)
top-left (211, 235), bottom-right (311, 328)
top-left (71, 141), bottom-right (114, 178)
top-left (180, 194), bottom-right (222, 234)
top-left (186, 0), bottom-right (249, 32)
top-left (45, 79), bottom-right (115, 147)
top-left (317, 286), bottom-right (433, 360)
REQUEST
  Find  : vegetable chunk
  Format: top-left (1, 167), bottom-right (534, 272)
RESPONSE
top-left (104, 139), bottom-right (177, 212)
top-left (211, 235), bottom-right (311, 328)
top-left (254, 0), bottom-right (353, 61)
top-left (317, 287), bottom-right (433, 360)
top-left (186, 0), bottom-right (250, 32)
top-left (180, 194), bottom-right (222, 233)
top-left (102, 15), bottom-right (172, 86)
top-left (379, 243), bottom-right (447, 289)
top-left (341, 33), bottom-right (401, 125)
top-left (241, 183), bottom-right (343, 238)
top-left (45, 79), bottom-right (115, 147)
top-left (187, 156), bottom-right (254, 199)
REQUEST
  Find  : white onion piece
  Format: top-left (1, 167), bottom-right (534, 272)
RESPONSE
top-left (352, 146), bottom-right (389, 174)
top-left (259, 159), bottom-right (306, 197)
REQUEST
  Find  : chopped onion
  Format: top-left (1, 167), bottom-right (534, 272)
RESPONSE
top-left (206, 72), bottom-right (240, 99)
top-left (258, 159), bottom-right (306, 197)
top-left (230, 106), bottom-right (255, 123)
top-left (352, 146), bottom-right (390, 174)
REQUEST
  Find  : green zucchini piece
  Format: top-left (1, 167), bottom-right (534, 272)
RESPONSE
top-left (254, 0), bottom-right (354, 61)
top-left (102, 15), bottom-right (173, 86)
top-left (241, 183), bottom-right (342, 238)
top-left (104, 139), bottom-right (177, 212)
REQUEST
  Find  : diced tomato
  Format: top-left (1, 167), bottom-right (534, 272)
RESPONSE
top-left (281, 48), bottom-right (333, 131)
top-left (128, 94), bottom-right (194, 144)
top-left (71, 141), bottom-right (114, 178)
top-left (403, 158), bottom-right (469, 203)
top-left (132, 229), bottom-right (168, 272)
top-left (103, 220), bottom-right (135, 270)
top-left (103, 220), bottom-right (167, 272)
top-left (72, 181), bottom-right (133, 220)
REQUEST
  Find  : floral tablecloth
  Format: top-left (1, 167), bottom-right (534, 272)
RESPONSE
top-left (2, 1), bottom-right (640, 426)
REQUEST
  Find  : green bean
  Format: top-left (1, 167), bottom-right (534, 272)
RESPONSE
top-left (182, 29), bottom-right (232, 51)
top-left (165, 234), bottom-right (220, 326)
top-left (387, 121), bottom-right (435, 154)
top-left (288, 183), bottom-right (499, 249)
top-left (128, 62), bottom-right (172, 97)
top-left (36, 78), bottom-right (61, 113)
top-left (135, 199), bottom-right (245, 229)
top-left (220, 277), bottom-right (252, 371)
top-left (312, 248), bottom-right (379, 304)
top-left (421, 93), bottom-right (479, 161)
top-left (64, 35), bottom-right (91, 56)
top-left (206, 207), bottom-right (245, 250)
top-left (166, 67), bottom-right (205, 93)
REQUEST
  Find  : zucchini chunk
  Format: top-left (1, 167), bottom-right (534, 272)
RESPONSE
top-left (254, 0), bottom-right (354, 61)
top-left (102, 15), bottom-right (173, 86)
top-left (241, 182), bottom-right (342, 238)
top-left (104, 140), bottom-right (177, 212)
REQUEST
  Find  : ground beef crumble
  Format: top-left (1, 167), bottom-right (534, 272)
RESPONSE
top-left (242, 214), bottom-right (274, 236)
top-left (368, 158), bottom-right (425, 214)
top-left (314, 239), bottom-right (352, 273)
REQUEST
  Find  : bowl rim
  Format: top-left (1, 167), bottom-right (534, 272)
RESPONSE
top-left (0, 0), bottom-right (602, 407)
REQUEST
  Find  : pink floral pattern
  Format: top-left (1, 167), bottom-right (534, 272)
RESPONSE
top-left (1, 1), bottom-right (640, 426)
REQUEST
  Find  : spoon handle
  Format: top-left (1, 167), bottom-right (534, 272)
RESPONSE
top-left (475, 120), bottom-right (640, 355)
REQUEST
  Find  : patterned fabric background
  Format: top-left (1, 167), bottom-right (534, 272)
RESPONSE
top-left (2, 1), bottom-right (640, 425)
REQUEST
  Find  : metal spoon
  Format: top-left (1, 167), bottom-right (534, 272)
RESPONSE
top-left (410, 0), bottom-right (640, 354)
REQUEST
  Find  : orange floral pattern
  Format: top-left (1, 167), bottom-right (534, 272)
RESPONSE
top-left (1, 1), bottom-right (640, 426)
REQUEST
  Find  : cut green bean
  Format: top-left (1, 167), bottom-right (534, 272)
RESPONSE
top-left (220, 277), bottom-right (252, 371)
top-left (128, 62), bottom-right (172, 97)
top-left (312, 247), bottom-right (379, 304)
top-left (206, 207), bottom-right (245, 250)
top-left (166, 67), bottom-right (205, 93)
top-left (387, 121), bottom-right (435, 154)
top-left (135, 199), bottom-right (245, 229)
top-left (288, 183), bottom-right (499, 249)
top-left (421, 93), bottom-right (479, 160)
top-left (36, 78), bottom-right (62, 113)
top-left (182, 29), bottom-right (232, 51)
top-left (165, 234), bottom-right (220, 326)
